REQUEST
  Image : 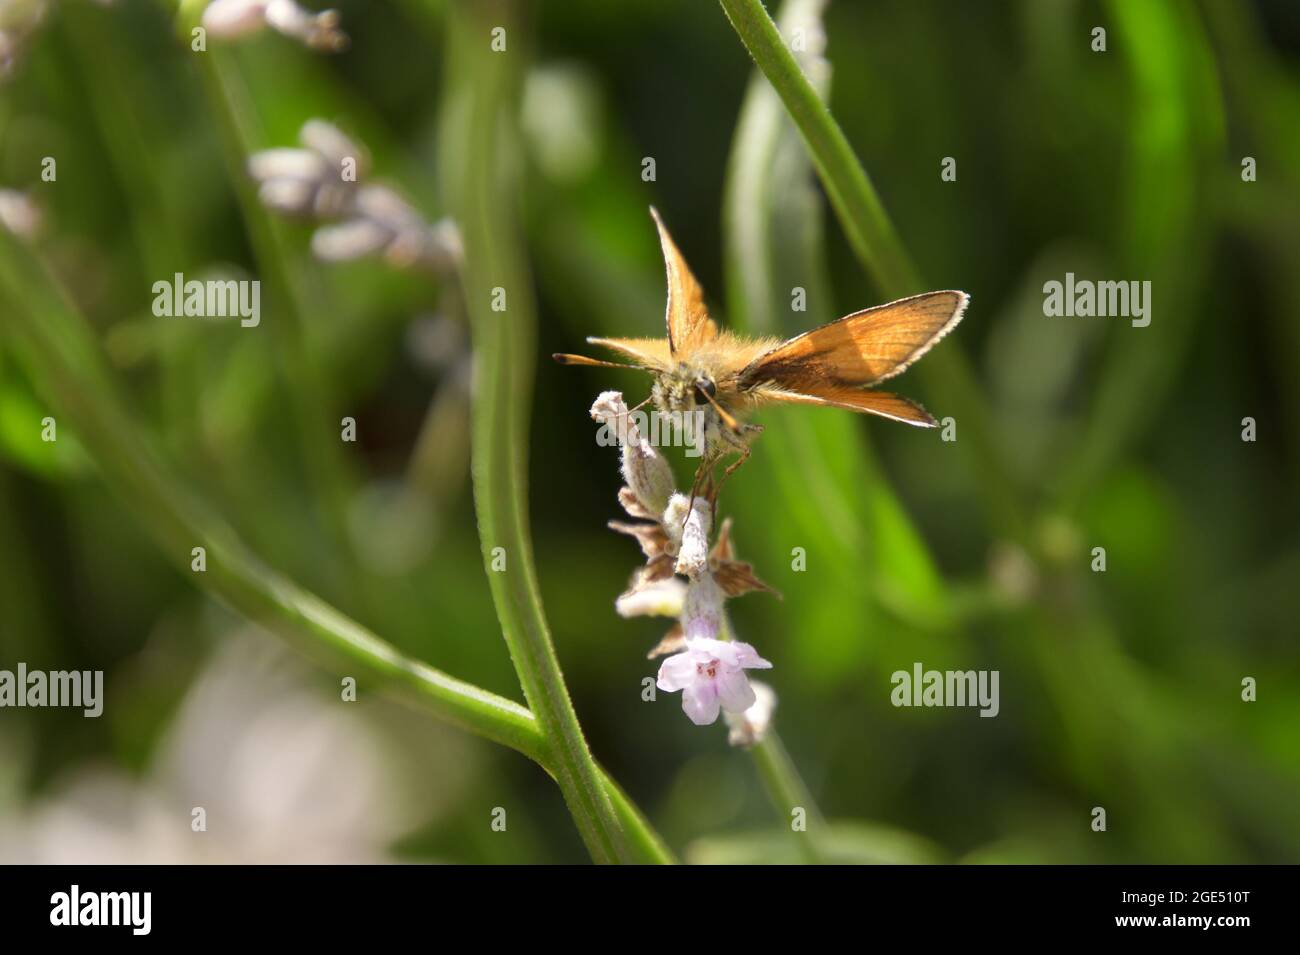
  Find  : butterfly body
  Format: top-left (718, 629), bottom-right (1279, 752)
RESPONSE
top-left (556, 208), bottom-right (969, 488)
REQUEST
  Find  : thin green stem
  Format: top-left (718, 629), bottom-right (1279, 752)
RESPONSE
top-left (718, 607), bottom-right (826, 862)
top-left (719, 0), bottom-right (918, 293)
top-left (444, 0), bottom-right (636, 864)
top-left (750, 733), bottom-right (826, 862)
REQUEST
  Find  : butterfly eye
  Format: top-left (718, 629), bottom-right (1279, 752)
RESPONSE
top-left (694, 379), bottom-right (717, 405)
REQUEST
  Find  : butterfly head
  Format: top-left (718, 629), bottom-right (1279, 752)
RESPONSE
top-left (652, 361), bottom-right (719, 415)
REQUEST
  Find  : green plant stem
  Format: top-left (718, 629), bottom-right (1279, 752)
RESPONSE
top-left (0, 227), bottom-right (673, 864)
top-left (717, 607), bottom-right (826, 862)
top-left (444, 0), bottom-right (637, 864)
top-left (750, 733), bottom-right (826, 862)
top-left (718, 0), bottom-right (1032, 550)
top-left (720, 0), bottom-right (918, 293)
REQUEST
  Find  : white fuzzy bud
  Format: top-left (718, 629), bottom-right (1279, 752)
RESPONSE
top-left (725, 680), bottom-right (776, 747)
top-left (265, 0), bottom-right (347, 52)
top-left (615, 576), bottom-right (686, 619)
top-left (247, 147), bottom-right (327, 184)
top-left (590, 391), bottom-right (674, 517)
top-left (311, 218), bottom-right (392, 262)
top-left (300, 119), bottom-right (366, 176)
top-left (201, 0), bottom-right (269, 38)
top-left (0, 189), bottom-right (41, 239)
top-left (674, 495), bottom-right (712, 579)
top-left (256, 178), bottom-right (317, 216)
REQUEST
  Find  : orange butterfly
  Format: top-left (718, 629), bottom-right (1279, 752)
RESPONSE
top-left (556, 208), bottom-right (968, 491)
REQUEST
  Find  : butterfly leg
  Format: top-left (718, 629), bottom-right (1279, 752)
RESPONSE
top-left (683, 452), bottom-right (721, 528)
top-left (708, 423), bottom-right (763, 504)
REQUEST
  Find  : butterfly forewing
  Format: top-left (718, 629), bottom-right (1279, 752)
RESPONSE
top-left (584, 335), bottom-right (671, 370)
top-left (739, 290), bottom-right (968, 393)
top-left (650, 206), bottom-right (718, 357)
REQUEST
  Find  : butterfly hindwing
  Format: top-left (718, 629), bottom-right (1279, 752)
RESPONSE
top-left (747, 383), bottom-right (937, 428)
top-left (739, 290), bottom-right (968, 393)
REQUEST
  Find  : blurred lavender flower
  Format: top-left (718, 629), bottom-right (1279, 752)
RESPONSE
top-left (0, 0), bottom-right (47, 81)
top-left (248, 119), bottom-right (462, 273)
top-left (202, 0), bottom-right (348, 52)
top-left (0, 188), bottom-right (41, 239)
top-left (592, 391), bottom-right (776, 733)
top-left (0, 634), bottom-right (424, 863)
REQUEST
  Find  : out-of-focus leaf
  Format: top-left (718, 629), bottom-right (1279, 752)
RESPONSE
top-left (687, 820), bottom-right (946, 865)
top-left (0, 371), bottom-right (90, 477)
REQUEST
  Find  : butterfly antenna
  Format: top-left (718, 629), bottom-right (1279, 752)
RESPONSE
top-left (552, 353), bottom-right (644, 370)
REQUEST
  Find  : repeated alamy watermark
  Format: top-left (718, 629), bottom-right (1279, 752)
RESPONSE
top-left (152, 272), bottom-right (260, 328)
top-left (0, 665), bottom-right (102, 717)
top-left (1043, 272), bottom-right (1150, 328)
top-left (0, 663), bottom-right (103, 717)
top-left (596, 407), bottom-right (706, 458)
top-left (50, 886), bottom-right (150, 935)
top-left (891, 662), bottom-right (999, 718)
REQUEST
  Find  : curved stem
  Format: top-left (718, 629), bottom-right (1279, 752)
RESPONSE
top-left (717, 607), bottom-right (826, 862)
top-left (719, 0), bottom-right (919, 293)
top-left (444, 0), bottom-right (635, 864)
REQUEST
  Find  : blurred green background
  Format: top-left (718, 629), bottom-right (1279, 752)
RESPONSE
top-left (1, 0), bottom-right (1298, 863)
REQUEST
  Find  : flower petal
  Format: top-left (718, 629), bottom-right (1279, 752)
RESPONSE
top-left (656, 651), bottom-right (698, 693)
top-left (716, 667), bottom-right (756, 714)
top-left (681, 679), bottom-right (721, 726)
top-left (731, 641), bottom-right (772, 670)
top-left (684, 636), bottom-right (730, 658)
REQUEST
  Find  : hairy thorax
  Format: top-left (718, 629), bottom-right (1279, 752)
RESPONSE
top-left (651, 361), bottom-right (712, 415)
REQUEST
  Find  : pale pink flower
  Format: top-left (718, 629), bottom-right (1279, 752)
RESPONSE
top-left (656, 637), bottom-right (772, 726)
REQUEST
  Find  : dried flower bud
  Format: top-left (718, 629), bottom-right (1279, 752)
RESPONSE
top-left (647, 623), bottom-right (686, 660)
